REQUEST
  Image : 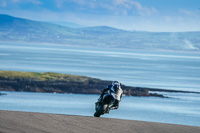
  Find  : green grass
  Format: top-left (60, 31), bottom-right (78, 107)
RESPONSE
top-left (0, 70), bottom-right (90, 82)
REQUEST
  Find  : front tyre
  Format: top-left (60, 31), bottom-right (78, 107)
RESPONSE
top-left (94, 103), bottom-right (108, 117)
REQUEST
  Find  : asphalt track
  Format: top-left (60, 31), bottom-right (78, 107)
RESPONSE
top-left (0, 110), bottom-right (200, 133)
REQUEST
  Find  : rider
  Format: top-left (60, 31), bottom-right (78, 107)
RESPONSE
top-left (98, 81), bottom-right (123, 110)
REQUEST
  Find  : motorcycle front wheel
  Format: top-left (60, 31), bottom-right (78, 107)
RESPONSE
top-left (94, 103), bottom-right (108, 117)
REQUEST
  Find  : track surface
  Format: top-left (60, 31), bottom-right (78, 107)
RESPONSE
top-left (0, 110), bottom-right (200, 133)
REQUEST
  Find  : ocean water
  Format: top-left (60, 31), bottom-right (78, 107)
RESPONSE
top-left (0, 91), bottom-right (200, 127)
top-left (0, 42), bottom-right (200, 126)
top-left (0, 42), bottom-right (200, 92)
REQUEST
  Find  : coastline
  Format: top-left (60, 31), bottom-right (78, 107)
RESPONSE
top-left (1, 70), bottom-right (199, 97)
top-left (0, 70), bottom-right (164, 97)
top-left (0, 110), bottom-right (199, 133)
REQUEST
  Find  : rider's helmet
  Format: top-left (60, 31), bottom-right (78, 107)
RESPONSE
top-left (112, 81), bottom-right (121, 92)
top-left (112, 81), bottom-right (120, 86)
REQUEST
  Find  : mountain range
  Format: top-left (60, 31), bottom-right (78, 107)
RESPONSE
top-left (0, 14), bottom-right (200, 51)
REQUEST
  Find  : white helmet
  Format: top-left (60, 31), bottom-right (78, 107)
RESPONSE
top-left (112, 81), bottom-right (120, 86)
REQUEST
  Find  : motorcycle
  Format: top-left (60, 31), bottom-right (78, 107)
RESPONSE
top-left (94, 92), bottom-right (116, 117)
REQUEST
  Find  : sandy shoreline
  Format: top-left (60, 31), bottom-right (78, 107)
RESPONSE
top-left (0, 110), bottom-right (200, 133)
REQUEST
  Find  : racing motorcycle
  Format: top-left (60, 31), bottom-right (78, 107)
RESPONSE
top-left (94, 92), bottom-right (116, 117)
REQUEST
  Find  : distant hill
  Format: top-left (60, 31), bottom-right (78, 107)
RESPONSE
top-left (48, 21), bottom-right (86, 28)
top-left (0, 14), bottom-right (200, 51)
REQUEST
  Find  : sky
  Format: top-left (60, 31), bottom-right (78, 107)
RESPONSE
top-left (0, 0), bottom-right (200, 32)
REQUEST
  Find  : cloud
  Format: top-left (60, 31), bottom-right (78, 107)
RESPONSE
top-left (113, 0), bottom-right (142, 10)
top-left (28, 0), bottom-right (42, 5)
top-left (179, 9), bottom-right (194, 15)
top-left (12, 0), bottom-right (20, 2)
top-left (0, 0), bottom-right (42, 9)
top-left (52, 0), bottom-right (157, 16)
top-left (0, 1), bottom-right (7, 8)
top-left (164, 16), bottom-right (172, 22)
top-left (179, 9), bottom-right (200, 18)
top-left (55, 0), bottom-right (95, 8)
top-left (112, 0), bottom-right (158, 16)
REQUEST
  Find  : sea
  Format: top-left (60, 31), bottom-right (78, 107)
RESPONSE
top-left (0, 42), bottom-right (200, 126)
